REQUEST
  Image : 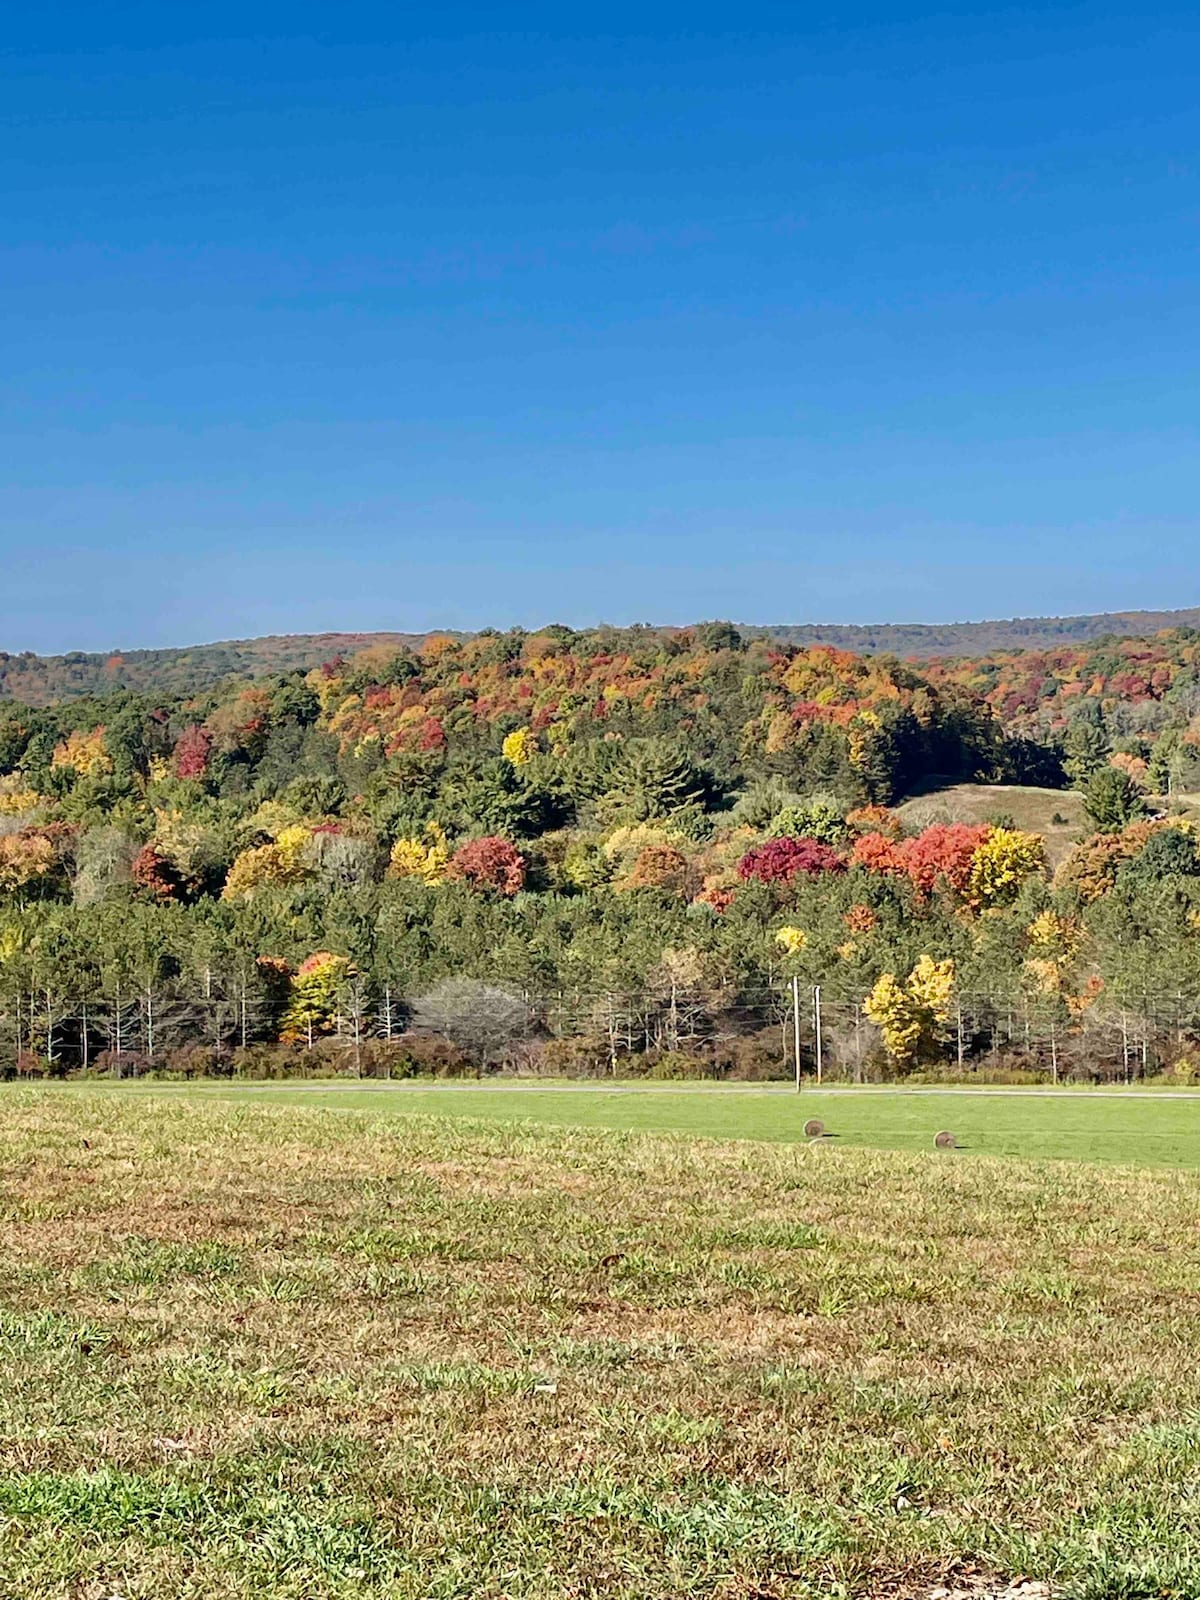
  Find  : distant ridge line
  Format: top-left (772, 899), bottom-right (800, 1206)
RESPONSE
top-left (742, 605), bottom-right (1200, 655)
top-left (2, 606), bottom-right (1200, 704)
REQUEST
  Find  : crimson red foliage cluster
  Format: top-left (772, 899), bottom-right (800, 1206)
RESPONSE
top-left (737, 836), bottom-right (846, 884)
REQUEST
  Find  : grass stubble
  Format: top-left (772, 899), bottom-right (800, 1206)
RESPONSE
top-left (0, 1087), bottom-right (1198, 1598)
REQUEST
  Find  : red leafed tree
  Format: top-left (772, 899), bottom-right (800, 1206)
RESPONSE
top-left (173, 724), bottom-right (213, 780)
top-left (418, 717), bottom-right (447, 751)
top-left (737, 836), bottom-right (845, 884)
top-left (132, 844), bottom-right (183, 901)
top-left (449, 835), bottom-right (526, 896)
top-left (897, 823), bottom-right (990, 898)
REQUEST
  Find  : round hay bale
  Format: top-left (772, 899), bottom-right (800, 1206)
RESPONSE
top-left (933, 1129), bottom-right (957, 1150)
top-left (803, 1118), bottom-right (826, 1139)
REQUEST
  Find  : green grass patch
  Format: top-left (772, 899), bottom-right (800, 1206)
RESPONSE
top-left (1, 1086), bottom-right (1200, 1594)
top-left (90, 1078), bottom-right (1200, 1170)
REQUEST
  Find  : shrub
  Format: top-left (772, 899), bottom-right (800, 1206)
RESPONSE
top-left (724, 1027), bottom-right (790, 1081)
top-left (1159, 1054), bottom-right (1200, 1086)
top-left (91, 1050), bottom-right (156, 1079)
top-left (647, 1050), bottom-right (717, 1080)
top-left (532, 1035), bottom-right (615, 1078)
top-left (390, 1032), bottom-right (475, 1077)
top-left (229, 1044), bottom-right (307, 1080)
top-left (161, 1045), bottom-right (228, 1078)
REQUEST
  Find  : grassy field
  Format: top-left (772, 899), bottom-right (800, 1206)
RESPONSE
top-left (95, 1078), bottom-right (1200, 1171)
top-left (2, 1088), bottom-right (1200, 1597)
top-left (895, 784), bottom-right (1086, 869)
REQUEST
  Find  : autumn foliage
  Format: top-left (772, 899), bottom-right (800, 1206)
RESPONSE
top-left (738, 837), bottom-right (845, 884)
top-left (173, 725), bottom-right (213, 780)
top-left (131, 844), bottom-right (182, 901)
top-left (4, 620), bottom-right (1200, 1081)
top-left (447, 835), bottom-right (526, 896)
top-left (864, 956), bottom-right (955, 1067)
top-left (618, 844), bottom-right (696, 898)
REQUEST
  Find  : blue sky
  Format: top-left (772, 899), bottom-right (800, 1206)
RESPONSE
top-left (3, 3), bottom-right (1199, 650)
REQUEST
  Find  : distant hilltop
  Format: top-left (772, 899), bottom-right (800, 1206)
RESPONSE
top-left (0, 632), bottom-right (442, 706)
top-left (743, 606), bottom-right (1200, 655)
top-left (2, 606), bottom-right (1199, 704)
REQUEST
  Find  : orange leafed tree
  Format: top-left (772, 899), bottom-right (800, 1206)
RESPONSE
top-left (897, 823), bottom-right (991, 899)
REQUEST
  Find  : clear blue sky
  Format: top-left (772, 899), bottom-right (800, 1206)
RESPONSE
top-left (3, 3), bottom-right (1199, 651)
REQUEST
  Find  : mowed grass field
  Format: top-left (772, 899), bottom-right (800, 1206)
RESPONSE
top-left (97, 1078), bottom-right (1200, 1171)
top-left (4, 1090), bottom-right (1200, 1597)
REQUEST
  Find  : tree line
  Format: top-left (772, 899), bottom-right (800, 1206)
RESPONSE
top-left (0, 624), bottom-right (1198, 1080)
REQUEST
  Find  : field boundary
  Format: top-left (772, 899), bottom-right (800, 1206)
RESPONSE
top-left (52, 1077), bottom-right (1200, 1100)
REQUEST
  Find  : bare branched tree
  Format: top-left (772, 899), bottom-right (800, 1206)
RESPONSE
top-left (410, 977), bottom-right (533, 1068)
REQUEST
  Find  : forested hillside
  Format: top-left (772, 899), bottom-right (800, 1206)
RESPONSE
top-left (1, 621), bottom-right (1199, 1082)
top-left (0, 632), bottom-right (438, 706)
top-left (752, 605), bottom-right (1200, 654)
top-left (7, 602), bottom-right (1200, 703)
top-left (921, 629), bottom-right (1200, 791)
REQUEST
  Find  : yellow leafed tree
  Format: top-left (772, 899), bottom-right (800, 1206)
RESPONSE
top-left (1023, 910), bottom-right (1084, 1002)
top-left (222, 824), bottom-right (314, 900)
top-left (864, 956), bottom-right (955, 1068)
top-left (967, 828), bottom-right (1046, 909)
top-left (388, 822), bottom-right (450, 885)
top-left (906, 953), bottom-right (955, 1021)
top-left (51, 728), bottom-right (112, 778)
top-left (502, 727), bottom-right (538, 766)
top-left (0, 777), bottom-right (39, 817)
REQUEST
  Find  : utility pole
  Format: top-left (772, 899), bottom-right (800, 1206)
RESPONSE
top-left (791, 974), bottom-right (802, 1093)
top-left (1049, 1016), bottom-right (1058, 1085)
top-left (813, 985), bottom-right (823, 1086)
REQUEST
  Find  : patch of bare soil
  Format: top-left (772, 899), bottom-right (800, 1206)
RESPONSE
top-left (872, 1569), bottom-right (1051, 1600)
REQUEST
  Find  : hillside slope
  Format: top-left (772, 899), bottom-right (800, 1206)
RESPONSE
top-left (5, 604), bottom-right (1200, 703)
top-left (748, 605), bottom-right (1200, 655)
top-left (0, 632), bottom-right (443, 705)
top-left (0, 623), bottom-right (1196, 1085)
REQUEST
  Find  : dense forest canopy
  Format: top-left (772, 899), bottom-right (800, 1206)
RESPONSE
top-left (1, 621), bottom-right (1200, 1080)
top-left (8, 604), bottom-right (1200, 703)
top-left (919, 630), bottom-right (1200, 790)
top-left (754, 606), bottom-right (1200, 654)
top-left (0, 632), bottom-right (442, 706)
